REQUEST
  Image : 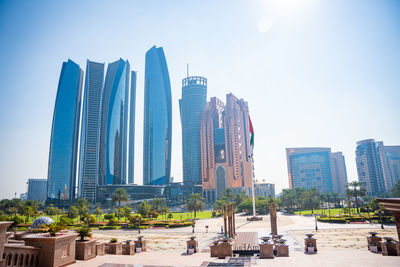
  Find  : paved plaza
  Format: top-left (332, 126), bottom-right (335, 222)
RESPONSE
top-left (72, 213), bottom-right (400, 267)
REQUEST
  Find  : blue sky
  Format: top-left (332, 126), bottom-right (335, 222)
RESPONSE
top-left (0, 0), bottom-right (399, 199)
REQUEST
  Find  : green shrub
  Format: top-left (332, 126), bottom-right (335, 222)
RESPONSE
top-left (104, 213), bottom-right (115, 220)
top-left (317, 217), bottom-right (347, 223)
top-left (110, 238), bottom-right (118, 243)
top-left (107, 217), bottom-right (118, 226)
top-left (99, 225), bottom-right (119, 230)
top-left (76, 227), bottom-right (92, 241)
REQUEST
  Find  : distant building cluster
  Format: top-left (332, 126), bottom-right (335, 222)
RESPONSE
top-left (285, 139), bottom-right (400, 197)
top-left (286, 147), bottom-right (348, 194)
top-left (42, 45), bottom-right (259, 206)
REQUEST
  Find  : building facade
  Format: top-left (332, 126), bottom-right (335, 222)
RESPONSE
top-left (179, 76), bottom-right (207, 186)
top-left (286, 147), bottom-right (342, 193)
top-left (78, 60), bottom-right (105, 202)
top-left (128, 71), bottom-right (137, 184)
top-left (201, 94), bottom-right (253, 204)
top-left (356, 139), bottom-right (400, 195)
top-left (99, 59), bottom-right (130, 186)
top-left (27, 179), bottom-right (47, 202)
top-left (331, 152), bottom-right (348, 194)
top-left (48, 59), bottom-right (83, 201)
top-left (143, 46), bottom-right (172, 185)
top-left (254, 182), bottom-right (275, 198)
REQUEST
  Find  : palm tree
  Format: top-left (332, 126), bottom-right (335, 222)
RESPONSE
top-left (94, 207), bottom-right (103, 222)
top-left (111, 188), bottom-right (129, 208)
top-left (186, 193), bottom-right (205, 219)
top-left (345, 181), bottom-right (366, 214)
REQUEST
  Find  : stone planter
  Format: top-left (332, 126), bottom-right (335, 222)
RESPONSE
top-left (96, 241), bottom-right (105, 256)
top-left (0, 222), bottom-right (12, 267)
top-left (22, 232), bottom-right (78, 267)
top-left (260, 243), bottom-right (274, 259)
top-left (75, 239), bottom-right (96, 261)
top-left (122, 242), bottom-right (135, 255)
top-left (105, 242), bottom-right (122, 255)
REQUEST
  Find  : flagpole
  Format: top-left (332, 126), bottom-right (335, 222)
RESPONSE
top-left (251, 155), bottom-right (256, 217)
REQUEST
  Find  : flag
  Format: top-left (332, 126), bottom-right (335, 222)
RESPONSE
top-left (249, 115), bottom-right (254, 155)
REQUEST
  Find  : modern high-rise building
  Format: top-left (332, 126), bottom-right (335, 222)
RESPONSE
top-left (356, 139), bottom-right (400, 195)
top-left (286, 147), bottom-right (342, 193)
top-left (78, 60), bottom-right (105, 202)
top-left (27, 178), bottom-right (47, 202)
top-left (128, 71), bottom-right (137, 184)
top-left (331, 152), bottom-right (348, 194)
top-left (254, 182), bottom-right (275, 198)
top-left (201, 94), bottom-right (254, 203)
top-left (99, 59), bottom-right (130, 186)
top-left (143, 46), bottom-right (172, 185)
top-left (48, 59), bottom-right (83, 201)
top-left (179, 76), bottom-right (207, 186)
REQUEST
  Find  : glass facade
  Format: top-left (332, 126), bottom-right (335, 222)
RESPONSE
top-left (27, 178), bottom-right (47, 202)
top-left (78, 60), bottom-right (105, 202)
top-left (99, 59), bottom-right (130, 185)
top-left (286, 148), bottom-right (334, 193)
top-left (179, 76), bottom-right (207, 185)
top-left (128, 71), bottom-right (136, 184)
top-left (48, 59), bottom-right (83, 200)
top-left (143, 46), bottom-right (172, 185)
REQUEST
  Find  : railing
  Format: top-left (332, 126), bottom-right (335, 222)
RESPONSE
top-left (3, 244), bottom-right (40, 267)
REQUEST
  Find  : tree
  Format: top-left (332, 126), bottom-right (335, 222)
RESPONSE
top-left (345, 181), bottom-right (366, 214)
top-left (301, 188), bottom-right (320, 214)
top-left (111, 188), bottom-right (129, 208)
top-left (75, 198), bottom-right (89, 221)
top-left (123, 206), bottom-right (132, 222)
top-left (186, 193), bottom-right (205, 219)
top-left (221, 189), bottom-right (235, 203)
top-left (149, 198), bottom-right (167, 213)
top-left (137, 201), bottom-right (152, 218)
top-left (22, 206), bottom-right (34, 223)
top-left (279, 189), bottom-right (297, 212)
top-left (67, 206), bottom-right (79, 221)
top-left (160, 206), bottom-right (170, 221)
top-left (44, 204), bottom-right (58, 217)
top-left (234, 191), bottom-right (247, 206)
top-left (94, 207), bottom-right (103, 222)
top-left (115, 208), bottom-right (124, 222)
top-left (392, 180), bottom-right (400, 197)
top-left (213, 199), bottom-right (227, 214)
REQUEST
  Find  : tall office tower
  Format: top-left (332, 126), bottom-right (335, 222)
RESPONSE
top-left (179, 76), bottom-right (207, 186)
top-left (356, 139), bottom-right (400, 195)
top-left (128, 71), bottom-right (137, 184)
top-left (201, 94), bottom-right (254, 203)
top-left (78, 60), bottom-right (105, 202)
top-left (99, 59), bottom-right (130, 186)
top-left (143, 46), bottom-right (172, 185)
top-left (331, 152), bottom-right (348, 194)
top-left (286, 147), bottom-right (336, 193)
top-left (384, 146), bottom-right (400, 188)
top-left (48, 59), bottom-right (83, 201)
top-left (27, 178), bottom-right (47, 202)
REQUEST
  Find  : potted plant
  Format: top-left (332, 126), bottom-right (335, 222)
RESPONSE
top-left (105, 237), bottom-right (122, 254)
top-left (75, 227), bottom-right (96, 260)
top-left (22, 223), bottom-right (78, 267)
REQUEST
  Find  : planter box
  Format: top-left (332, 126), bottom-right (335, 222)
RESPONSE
top-left (0, 222), bottom-right (12, 267)
top-left (75, 239), bottom-right (96, 261)
top-left (105, 242), bottom-right (122, 255)
top-left (22, 232), bottom-right (78, 267)
top-left (96, 242), bottom-right (105, 256)
top-left (122, 243), bottom-right (135, 255)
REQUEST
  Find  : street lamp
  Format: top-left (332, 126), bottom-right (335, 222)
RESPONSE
top-left (315, 214), bottom-right (318, 231)
top-left (138, 219), bottom-right (141, 234)
top-left (380, 210), bottom-right (384, 230)
top-left (205, 225), bottom-right (209, 233)
top-left (192, 219), bottom-right (195, 234)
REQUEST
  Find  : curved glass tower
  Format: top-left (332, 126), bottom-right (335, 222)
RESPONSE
top-left (179, 76), bottom-right (207, 185)
top-left (48, 59), bottom-right (83, 201)
top-left (143, 46), bottom-right (172, 185)
top-left (99, 59), bottom-right (130, 185)
top-left (78, 60), bottom-right (104, 202)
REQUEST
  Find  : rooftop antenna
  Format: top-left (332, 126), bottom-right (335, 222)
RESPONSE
top-left (187, 63), bottom-right (189, 78)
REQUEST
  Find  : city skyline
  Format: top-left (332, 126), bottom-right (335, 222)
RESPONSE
top-left (1, 0), bottom-right (400, 199)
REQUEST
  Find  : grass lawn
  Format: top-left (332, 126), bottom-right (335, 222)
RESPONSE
top-left (157, 210), bottom-right (213, 221)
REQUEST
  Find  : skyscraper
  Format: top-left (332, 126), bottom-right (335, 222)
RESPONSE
top-left (99, 59), bottom-right (130, 186)
top-left (27, 178), bottom-right (47, 202)
top-left (179, 76), bottom-right (207, 186)
top-left (143, 46), bottom-right (172, 185)
top-left (286, 147), bottom-right (336, 193)
top-left (331, 152), bottom-right (348, 194)
top-left (78, 60), bottom-right (105, 202)
top-left (356, 139), bottom-right (400, 195)
top-left (201, 94), bottom-right (253, 203)
top-left (48, 59), bottom-right (83, 201)
top-left (128, 71), bottom-right (137, 184)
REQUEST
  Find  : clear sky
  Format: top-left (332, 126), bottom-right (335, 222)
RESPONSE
top-left (0, 0), bottom-right (399, 199)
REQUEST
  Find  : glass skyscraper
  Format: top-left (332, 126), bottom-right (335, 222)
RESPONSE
top-left (78, 60), bottom-right (105, 202)
top-left (143, 46), bottom-right (172, 185)
top-left (99, 59), bottom-right (130, 186)
top-left (128, 71), bottom-right (136, 184)
top-left (48, 59), bottom-right (83, 201)
top-left (179, 76), bottom-right (207, 185)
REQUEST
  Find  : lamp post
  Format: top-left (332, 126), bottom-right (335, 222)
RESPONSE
top-left (315, 214), bottom-right (318, 231)
top-left (138, 219), bottom-right (141, 234)
top-left (192, 219), bottom-right (195, 234)
top-left (380, 210), bottom-right (384, 230)
top-left (205, 225), bottom-right (209, 233)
